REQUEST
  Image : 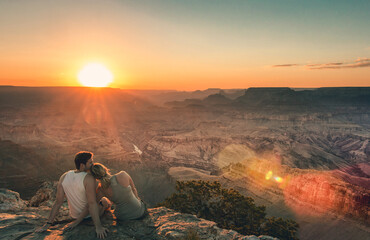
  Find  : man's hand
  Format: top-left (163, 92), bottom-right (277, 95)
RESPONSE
top-left (96, 226), bottom-right (109, 239)
top-left (35, 223), bottom-right (51, 233)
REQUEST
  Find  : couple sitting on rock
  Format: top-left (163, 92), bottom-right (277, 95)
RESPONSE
top-left (35, 151), bottom-right (147, 239)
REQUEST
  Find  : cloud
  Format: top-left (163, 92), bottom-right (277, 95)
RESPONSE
top-left (272, 58), bottom-right (370, 70)
top-left (305, 64), bottom-right (321, 67)
top-left (308, 59), bottom-right (370, 69)
top-left (356, 58), bottom-right (370, 62)
top-left (272, 64), bottom-right (300, 67)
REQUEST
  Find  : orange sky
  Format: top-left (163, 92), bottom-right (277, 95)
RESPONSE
top-left (0, 0), bottom-right (369, 90)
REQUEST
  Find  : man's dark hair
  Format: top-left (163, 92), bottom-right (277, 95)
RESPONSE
top-left (74, 151), bottom-right (93, 169)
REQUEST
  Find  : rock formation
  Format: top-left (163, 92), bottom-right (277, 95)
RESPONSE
top-left (0, 189), bottom-right (27, 212)
top-left (0, 183), bottom-right (279, 240)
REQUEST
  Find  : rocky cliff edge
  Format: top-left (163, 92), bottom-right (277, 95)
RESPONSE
top-left (0, 182), bottom-right (278, 240)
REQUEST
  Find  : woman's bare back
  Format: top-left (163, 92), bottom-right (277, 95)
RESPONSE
top-left (99, 171), bottom-right (134, 199)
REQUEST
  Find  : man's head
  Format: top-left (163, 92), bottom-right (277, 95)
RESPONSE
top-left (74, 151), bottom-right (94, 172)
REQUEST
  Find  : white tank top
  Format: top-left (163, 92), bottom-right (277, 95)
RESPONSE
top-left (62, 170), bottom-right (88, 219)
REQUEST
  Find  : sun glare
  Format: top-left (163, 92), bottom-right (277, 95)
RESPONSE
top-left (78, 63), bottom-right (113, 87)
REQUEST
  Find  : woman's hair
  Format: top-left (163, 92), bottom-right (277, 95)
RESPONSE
top-left (90, 163), bottom-right (111, 189)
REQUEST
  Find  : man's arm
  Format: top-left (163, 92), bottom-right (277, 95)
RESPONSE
top-left (35, 173), bottom-right (66, 232)
top-left (65, 185), bottom-right (111, 232)
top-left (84, 174), bottom-right (108, 239)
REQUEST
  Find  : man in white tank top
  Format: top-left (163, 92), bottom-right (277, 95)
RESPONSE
top-left (35, 151), bottom-right (109, 239)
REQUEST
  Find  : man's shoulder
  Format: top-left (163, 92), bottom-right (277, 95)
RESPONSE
top-left (62, 170), bottom-right (75, 176)
top-left (83, 173), bottom-right (96, 184)
top-left (59, 170), bottom-right (71, 183)
top-left (84, 173), bottom-right (94, 179)
top-left (83, 173), bottom-right (98, 191)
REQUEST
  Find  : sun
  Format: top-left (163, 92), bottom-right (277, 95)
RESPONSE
top-left (78, 63), bottom-right (113, 87)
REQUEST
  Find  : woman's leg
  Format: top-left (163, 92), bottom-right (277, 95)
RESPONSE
top-left (98, 197), bottom-right (112, 217)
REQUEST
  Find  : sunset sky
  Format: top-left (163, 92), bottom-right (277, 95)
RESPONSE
top-left (0, 0), bottom-right (369, 90)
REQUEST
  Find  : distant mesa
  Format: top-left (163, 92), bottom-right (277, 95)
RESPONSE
top-left (162, 87), bottom-right (370, 110)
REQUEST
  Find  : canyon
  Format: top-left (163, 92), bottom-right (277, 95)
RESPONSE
top-left (0, 86), bottom-right (369, 240)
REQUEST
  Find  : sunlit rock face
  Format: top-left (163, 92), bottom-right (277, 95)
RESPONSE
top-left (168, 154), bottom-right (370, 240)
top-left (169, 152), bottom-right (370, 222)
top-left (283, 172), bottom-right (370, 220)
top-left (0, 186), bottom-right (278, 240)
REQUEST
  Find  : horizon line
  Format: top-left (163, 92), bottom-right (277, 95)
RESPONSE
top-left (1, 85), bottom-right (370, 92)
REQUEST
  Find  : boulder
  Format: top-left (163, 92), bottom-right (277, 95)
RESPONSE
top-left (29, 181), bottom-right (57, 207)
top-left (0, 189), bottom-right (27, 212)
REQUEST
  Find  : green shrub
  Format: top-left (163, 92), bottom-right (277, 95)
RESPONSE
top-left (261, 217), bottom-right (299, 240)
top-left (159, 180), bottom-right (299, 240)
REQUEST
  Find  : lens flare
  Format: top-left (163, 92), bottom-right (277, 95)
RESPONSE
top-left (274, 176), bottom-right (283, 183)
top-left (265, 171), bottom-right (273, 180)
top-left (266, 171), bottom-right (287, 186)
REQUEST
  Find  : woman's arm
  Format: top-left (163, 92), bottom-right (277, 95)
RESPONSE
top-left (127, 173), bottom-right (140, 200)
